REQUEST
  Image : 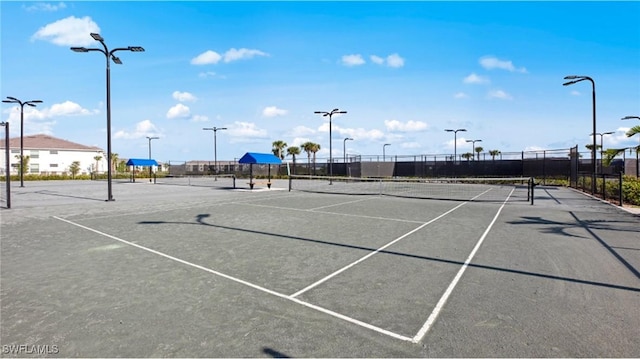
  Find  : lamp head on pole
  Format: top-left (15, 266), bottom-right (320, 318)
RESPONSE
top-left (90, 33), bottom-right (104, 41)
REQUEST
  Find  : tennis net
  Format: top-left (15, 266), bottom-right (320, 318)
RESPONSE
top-left (288, 175), bottom-right (534, 203)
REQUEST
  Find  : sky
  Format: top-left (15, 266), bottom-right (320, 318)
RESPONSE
top-left (1, 1), bottom-right (639, 163)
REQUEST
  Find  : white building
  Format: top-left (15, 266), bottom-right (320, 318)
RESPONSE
top-left (0, 134), bottom-right (106, 175)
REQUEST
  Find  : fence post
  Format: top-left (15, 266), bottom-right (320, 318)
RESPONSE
top-left (619, 172), bottom-right (623, 206)
top-left (601, 173), bottom-right (605, 201)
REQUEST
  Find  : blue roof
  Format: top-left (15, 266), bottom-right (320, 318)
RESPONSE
top-left (238, 152), bottom-right (282, 164)
top-left (126, 158), bottom-right (158, 166)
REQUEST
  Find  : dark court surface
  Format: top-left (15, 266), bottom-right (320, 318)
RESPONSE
top-left (1, 179), bottom-right (638, 357)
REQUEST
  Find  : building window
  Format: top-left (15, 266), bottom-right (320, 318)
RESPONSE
top-left (30, 150), bottom-right (39, 159)
top-left (50, 164), bottom-right (58, 168)
top-left (30, 163), bottom-right (39, 174)
top-left (11, 149), bottom-right (19, 154)
top-left (50, 150), bottom-right (58, 154)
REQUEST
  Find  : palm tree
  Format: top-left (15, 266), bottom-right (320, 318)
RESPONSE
top-left (585, 144), bottom-right (601, 152)
top-left (302, 141), bottom-right (320, 175)
top-left (14, 155), bottom-right (30, 175)
top-left (602, 125), bottom-right (640, 166)
top-left (272, 140), bottom-right (287, 160)
top-left (111, 153), bottom-right (119, 174)
top-left (93, 155), bottom-right (102, 173)
top-left (489, 149), bottom-right (501, 160)
top-left (287, 146), bottom-right (301, 175)
top-left (461, 152), bottom-right (473, 161)
top-left (474, 146), bottom-right (484, 161)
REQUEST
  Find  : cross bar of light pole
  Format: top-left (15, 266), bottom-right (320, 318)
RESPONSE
top-left (203, 127), bottom-right (227, 180)
top-left (343, 137), bottom-right (353, 164)
top-left (563, 75), bottom-right (596, 194)
top-left (466, 139), bottom-right (482, 161)
top-left (2, 96), bottom-right (43, 187)
top-left (315, 108), bottom-right (347, 183)
top-left (70, 33), bottom-right (145, 201)
top-left (445, 128), bottom-right (466, 165)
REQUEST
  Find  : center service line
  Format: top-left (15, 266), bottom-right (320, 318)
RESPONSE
top-left (411, 188), bottom-right (515, 343)
top-left (52, 216), bottom-right (414, 343)
top-left (289, 189), bottom-right (492, 298)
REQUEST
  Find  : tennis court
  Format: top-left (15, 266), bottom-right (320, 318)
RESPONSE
top-left (1, 178), bottom-right (638, 357)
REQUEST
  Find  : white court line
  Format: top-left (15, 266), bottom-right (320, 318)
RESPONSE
top-left (289, 189), bottom-right (492, 298)
top-left (411, 187), bottom-right (515, 344)
top-left (52, 216), bottom-right (414, 343)
top-left (308, 197), bottom-right (374, 211)
top-left (238, 201), bottom-right (425, 224)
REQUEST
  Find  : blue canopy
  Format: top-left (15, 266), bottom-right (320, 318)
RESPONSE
top-left (238, 152), bottom-right (282, 165)
top-left (126, 158), bottom-right (158, 166)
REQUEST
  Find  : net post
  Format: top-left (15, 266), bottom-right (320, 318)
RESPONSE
top-left (528, 177), bottom-right (535, 205)
top-left (288, 175), bottom-right (292, 192)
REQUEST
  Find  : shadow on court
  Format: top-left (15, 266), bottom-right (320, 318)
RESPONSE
top-left (138, 213), bottom-right (640, 293)
top-left (508, 213), bottom-right (640, 279)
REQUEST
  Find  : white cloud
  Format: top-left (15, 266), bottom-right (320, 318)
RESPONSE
top-left (370, 55), bottom-right (384, 65)
top-left (370, 53), bottom-right (405, 68)
top-left (172, 91), bottom-right (197, 102)
top-left (191, 50), bottom-right (222, 65)
top-left (24, 2), bottom-right (67, 11)
top-left (3, 101), bottom-right (95, 123)
top-left (262, 106), bottom-right (288, 117)
top-left (341, 54), bottom-right (365, 66)
top-left (191, 115), bottom-right (209, 122)
top-left (191, 48), bottom-right (268, 65)
top-left (227, 121), bottom-right (268, 141)
top-left (166, 104), bottom-right (191, 119)
top-left (479, 56), bottom-right (527, 73)
top-left (114, 119), bottom-right (160, 140)
top-left (319, 123), bottom-right (385, 141)
top-left (463, 73), bottom-right (490, 84)
top-left (386, 53), bottom-right (405, 68)
top-left (198, 71), bottom-right (218, 78)
top-left (570, 90), bottom-right (581, 96)
top-left (524, 146), bottom-right (546, 152)
top-left (223, 48), bottom-right (268, 62)
top-left (454, 92), bottom-right (469, 99)
top-left (606, 127), bottom-right (633, 146)
top-left (290, 137), bottom-right (312, 147)
top-left (31, 16), bottom-right (100, 46)
top-left (487, 90), bottom-right (513, 100)
top-left (46, 101), bottom-right (96, 116)
top-left (289, 126), bottom-right (316, 137)
top-left (401, 142), bottom-right (422, 149)
top-left (384, 119), bottom-right (428, 132)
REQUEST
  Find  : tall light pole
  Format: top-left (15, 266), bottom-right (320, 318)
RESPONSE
top-left (71, 33), bottom-right (145, 201)
top-left (2, 97), bottom-right (43, 187)
top-left (622, 116), bottom-right (640, 177)
top-left (445, 128), bottom-right (466, 163)
top-left (383, 143), bottom-right (391, 162)
top-left (315, 108), bottom-right (347, 182)
top-left (203, 127), bottom-right (227, 180)
top-left (591, 131), bottom-right (613, 174)
top-left (564, 75), bottom-right (596, 194)
top-left (343, 137), bottom-right (353, 164)
top-left (466, 139), bottom-right (482, 161)
top-left (146, 136), bottom-right (159, 182)
top-left (0, 121), bottom-right (9, 208)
